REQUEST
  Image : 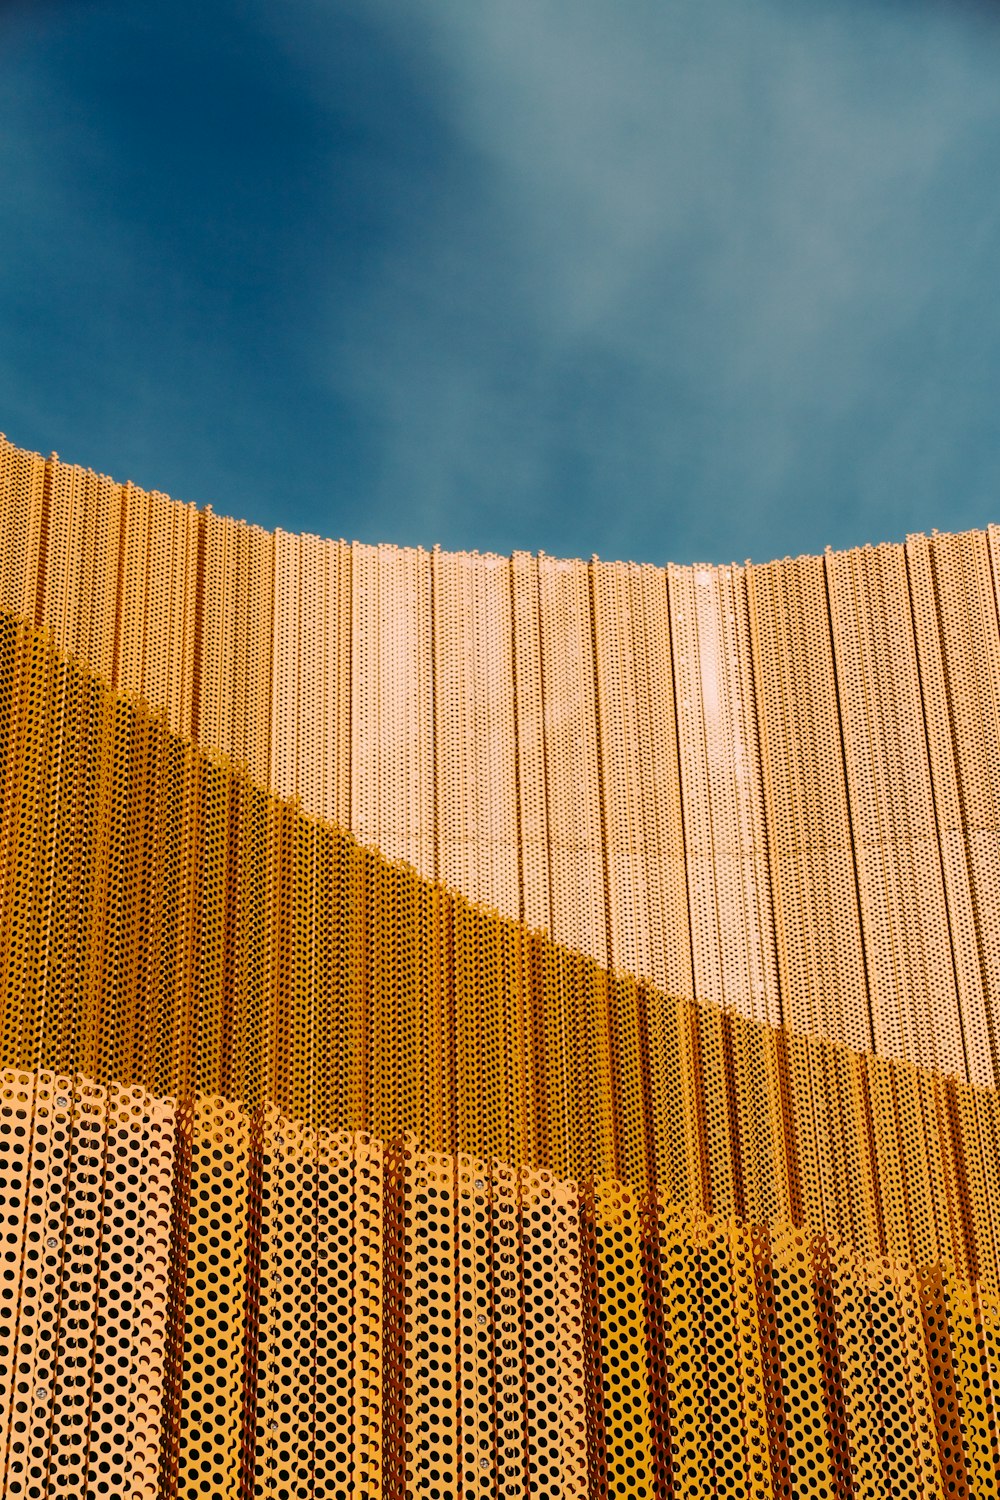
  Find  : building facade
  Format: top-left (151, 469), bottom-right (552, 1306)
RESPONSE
top-left (1, 431), bottom-right (1000, 1496)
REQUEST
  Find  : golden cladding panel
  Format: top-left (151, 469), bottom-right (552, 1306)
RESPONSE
top-left (593, 560), bottom-right (691, 995)
top-left (432, 549), bottom-right (519, 916)
top-left (593, 1180), bottom-right (655, 1499)
top-left (246, 1116), bottom-right (388, 1499)
top-left (11, 435), bottom-right (1000, 1072)
top-left (827, 542), bottom-right (966, 1078)
top-left (669, 562), bottom-right (778, 1021)
top-left (13, 439), bottom-right (1000, 1498)
top-left (271, 527), bottom-right (301, 807)
top-left (909, 528), bottom-right (1000, 1088)
top-left (747, 553), bottom-right (870, 1051)
top-left (102, 479), bottom-right (200, 738)
top-left (198, 510), bottom-right (275, 784)
top-left (521, 1170), bottom-right (589, 1499)
top-left (1, 1072), bottom-right (1000, 1495)
top-left (350, 541), bottom-right (435, 877)
top-left (250, 1109), bottom-right (322, 1497)
top-left (906, 532), bottom-right (993, 1087)
top-left (9, 607), bottom-right (1000, 1289)
top-left (271, 530), bottom-right (351, 825)
top-left (197, 510), bottom-right (238, 763)
top-left (175, 1097), bottom-right (250, 1500)
top-left (510, 551), bottom-right (552, 933)
top-left (0, 437), bottom-right (44, 622)
top-left (538, 555), bottom-right (607, 965)
top-left (0, 1069), bottom-right (174, 1500)
top-left (36, 459), bottom-right (120, 681)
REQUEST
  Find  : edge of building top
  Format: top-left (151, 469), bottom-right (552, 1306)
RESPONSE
top-left (4, 430), bottom-right (992, 571)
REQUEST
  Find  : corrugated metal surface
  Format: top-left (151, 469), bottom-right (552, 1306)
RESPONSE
top-left (5, 433), bottom-right (1000, 1494)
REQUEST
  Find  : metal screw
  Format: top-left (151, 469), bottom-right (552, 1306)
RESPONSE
top-left (45, 1238), bottom-right (57, 1250)
top-left (55, 1097), bottom-right (68, 1109)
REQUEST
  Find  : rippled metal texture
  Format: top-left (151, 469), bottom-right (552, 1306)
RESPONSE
top-left (7, 437), bottom-right (1000, 1079)
top-left (4, 432), bottom-right (1000, 1495)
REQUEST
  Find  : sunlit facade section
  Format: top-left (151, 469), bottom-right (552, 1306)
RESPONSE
top-left (3, 432), bottom-right (1000, 1494)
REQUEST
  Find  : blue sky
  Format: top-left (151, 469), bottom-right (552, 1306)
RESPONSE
top-left (2, 0), bottom-right (1000, 563)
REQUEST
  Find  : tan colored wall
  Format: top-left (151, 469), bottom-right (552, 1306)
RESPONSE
top-left (5, 435), bottom-right (1000, 1084)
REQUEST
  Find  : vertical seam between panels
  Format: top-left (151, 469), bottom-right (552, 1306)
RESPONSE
top-left (508, 556), bottom-right (525, 927)
top-left (587, 558), bottom-right (615, 977)
top-left (535, 555), bottom-right (556, 937)
top-left (664, 566), bottom-right (699, 1004)
top-left (822, 551), bottom-right (876, 1056)
top-left (926, 540), bottom-right (999, 1087)
top-left (33, 453), bottom-right (55, 632)
top-left (345, 540), bottom-right (353, 837)
top-left (110, 481), bottom-right (127, 692)
top-left (903, 544), bottom-right (971, 1084)
top-left (265, 528), bottom-right (276, 793)
top-left (738, 559), bottom-right (783, 1028)
top-left (430, 546), bottom-right (440, 887)
top-left (189, 507), bottom-right (208, 747)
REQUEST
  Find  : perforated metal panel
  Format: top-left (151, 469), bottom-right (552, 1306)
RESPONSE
top-left (593, 559), bottom-right (690, 996)
top-left (9, 434), bottom-right (1000, 1074)
top-left (827, 542), bottom-right (966, 1077)
top-left (432, 549), bottom-right (519, 917)
top-left (668, 561), bottom-right (777, 1022)
top-left (351, 541), bottom-right (436, 877)
top-left (6, 433), bottom-right (1000, 1495)
top-left (0, 1069), bottom-right (174, 1499)
top-left (537, 554), bottom-right (607, 965)
top-left (6, 594), bottom-right (1000, 1241)
top-left (747, 553), bottom-right (871, 1052)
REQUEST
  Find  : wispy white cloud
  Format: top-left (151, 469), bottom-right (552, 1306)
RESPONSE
top-left (4, 0), bottom-right (1000, 559)
top-left (258, 0), bottom-right (1000, 559)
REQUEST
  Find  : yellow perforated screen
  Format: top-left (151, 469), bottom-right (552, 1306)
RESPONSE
top-left (3, 433), bottom-right (1000, 1496)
